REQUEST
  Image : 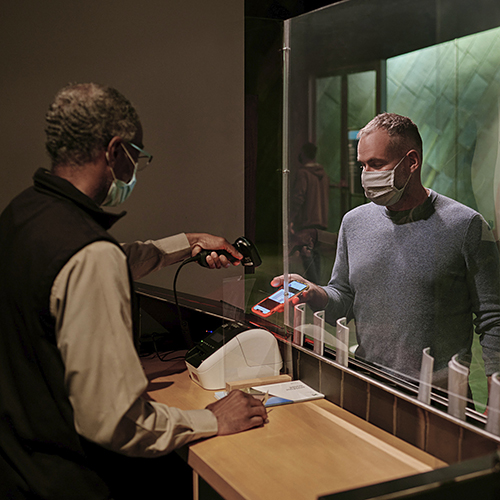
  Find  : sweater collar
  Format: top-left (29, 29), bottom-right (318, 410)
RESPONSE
top-left (33, 168), bottom-right (126, 230)
top-left (382, 189), bottom-right (436, 224)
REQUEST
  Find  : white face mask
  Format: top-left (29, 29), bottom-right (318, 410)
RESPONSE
top-left (361, 153), bottom-right (411, 206)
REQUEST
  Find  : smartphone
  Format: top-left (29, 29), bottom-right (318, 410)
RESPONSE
top-left (252, 280), bottom-right (309, 318)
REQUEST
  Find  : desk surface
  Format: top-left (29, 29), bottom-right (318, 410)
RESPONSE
top-left (142, 355), bottom-right (446, 500)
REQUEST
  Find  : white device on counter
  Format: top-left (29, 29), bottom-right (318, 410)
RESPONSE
top-left (185, 324), bottom-right (283, 390)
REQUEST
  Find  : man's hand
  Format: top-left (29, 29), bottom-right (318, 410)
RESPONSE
top-left (186, 233), bottom-right (243, 269)
top-left (270, 273), bottom-right (328, 311)
top-left (206, 390), bottom-right (268, 435)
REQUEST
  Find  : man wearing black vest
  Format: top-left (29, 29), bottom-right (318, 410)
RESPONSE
top-left (0, 83), bottom-right (267, 499)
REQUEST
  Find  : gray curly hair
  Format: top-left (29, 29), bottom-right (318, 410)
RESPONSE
top-left (45, 83), bottom-right (140, 167)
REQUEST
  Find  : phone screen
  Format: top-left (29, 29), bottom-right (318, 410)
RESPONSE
top-left (252, 280), bottom-right (308, 317)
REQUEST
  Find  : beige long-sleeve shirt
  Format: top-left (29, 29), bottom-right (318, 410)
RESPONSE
top-left (49, 234), bottom-right (218, 457)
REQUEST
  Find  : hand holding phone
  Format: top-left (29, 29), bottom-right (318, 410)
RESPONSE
top-left (252, 280), bottom-right (309, 318)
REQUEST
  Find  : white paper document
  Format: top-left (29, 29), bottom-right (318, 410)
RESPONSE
top-left (215, 380), bottom-right (324, 407)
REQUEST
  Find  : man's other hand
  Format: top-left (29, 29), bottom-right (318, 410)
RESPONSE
top-left (270, 273), bottom-right (328, 311)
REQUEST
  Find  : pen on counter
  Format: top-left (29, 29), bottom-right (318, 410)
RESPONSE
top-left (262, 391), bottom-right (270, 405)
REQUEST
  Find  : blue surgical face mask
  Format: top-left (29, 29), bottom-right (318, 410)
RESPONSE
top-left (101, 145), bottom-right (138, 207)
top-left (102, 167), bottom-right (137, 207)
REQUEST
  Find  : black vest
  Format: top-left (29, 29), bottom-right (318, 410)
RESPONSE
top-left (0, 169), bottom-right (137, 499)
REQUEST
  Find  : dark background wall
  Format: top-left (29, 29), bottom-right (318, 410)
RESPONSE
top-left (0, 0), bottom-right (245, 300)
top-left (0, 0), bottom-right (338, 300)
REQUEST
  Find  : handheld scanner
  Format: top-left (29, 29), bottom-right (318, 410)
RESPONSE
top-left (197, 236), bottom-right (262, 268)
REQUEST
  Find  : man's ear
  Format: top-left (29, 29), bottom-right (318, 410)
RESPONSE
top-left (407, 149), bottom-right (421, 173)
top-left (106, 136), bottom-right (123, 166)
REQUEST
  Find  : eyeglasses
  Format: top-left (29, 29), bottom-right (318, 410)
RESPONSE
top-left (125, 141), bottom-right (153, 172)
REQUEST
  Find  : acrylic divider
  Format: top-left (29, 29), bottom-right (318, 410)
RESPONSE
top-left (448, 354), bottom-right (470, 420)
top-left (418, 347), bottom-right (434, 405)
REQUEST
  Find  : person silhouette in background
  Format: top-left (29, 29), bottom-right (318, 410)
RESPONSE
top-left (289, 142), bottom-right (330, 283)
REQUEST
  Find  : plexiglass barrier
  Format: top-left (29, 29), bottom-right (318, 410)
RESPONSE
top-left (282, 0), bottom-right (500, 433)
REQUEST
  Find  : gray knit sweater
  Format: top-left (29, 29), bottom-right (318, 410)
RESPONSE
top-left (323, 190), bottom-right (500, 385)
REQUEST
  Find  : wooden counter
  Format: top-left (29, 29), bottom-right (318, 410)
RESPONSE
top-left (142, 355), bottom-right (446, 500)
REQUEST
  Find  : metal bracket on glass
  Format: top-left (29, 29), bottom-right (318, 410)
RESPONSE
top-left (313, 310), bottom-right (325, 356)
top-left (486, 372), bottom-right (500, 436)
top-left (336, 317), bottom-right (349, 367)
top-left (447, 354), bottom-right (470, 420)
top-left (417, 347), bottom-right (434, 405)
top-left (293, 303), bottom-right (306, 346)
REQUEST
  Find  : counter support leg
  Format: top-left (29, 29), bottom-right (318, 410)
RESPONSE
top-left (193, 471), bottom-right (199, 500)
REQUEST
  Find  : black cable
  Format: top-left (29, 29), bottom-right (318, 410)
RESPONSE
top-left (151, 335), bottom-right (186, 362)
top-left (138, 255), bottom-right (199, 361)
top-left (173, 255), bottom-right (199, 350)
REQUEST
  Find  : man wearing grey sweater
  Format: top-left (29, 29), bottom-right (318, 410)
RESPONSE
top-left (273, 113), bottom-right (500, 389)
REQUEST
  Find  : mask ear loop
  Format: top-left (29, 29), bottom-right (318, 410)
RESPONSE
top-left (121, 143), bottom-right (138, 169)
top-left (400, 169), bottom-right (412, 191)
top-left (396, 152), bottom-right (413, 192)
top-left (104, 151), bottom-right (118, 182)
top-left (393, 151), bottom-right (409, 172)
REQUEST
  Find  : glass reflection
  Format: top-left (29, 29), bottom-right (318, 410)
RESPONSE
top-left (283, 2), bottom-right (500, 422)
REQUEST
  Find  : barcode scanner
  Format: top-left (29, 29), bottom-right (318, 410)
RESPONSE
top-left (195, 236), bottom-right (262, 268)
